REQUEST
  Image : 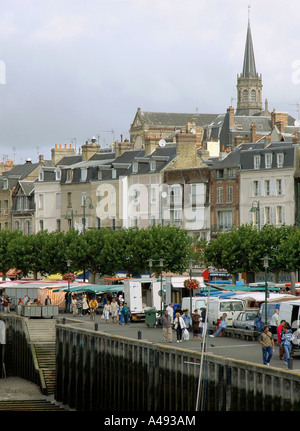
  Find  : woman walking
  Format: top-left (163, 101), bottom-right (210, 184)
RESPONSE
top-left (174, 312), bottom-right (186, 343)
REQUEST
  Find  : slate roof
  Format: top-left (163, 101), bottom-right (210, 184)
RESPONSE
top-left (137, 111), bottom-right (219, 128)
top-left (242, 20), bottom-right (257, 78)
top-left (240, 142), bottom-right (296, 170)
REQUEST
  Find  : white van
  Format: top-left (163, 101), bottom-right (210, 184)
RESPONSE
top-left (181, 296), bottom-right (209, 313)
top-left (277, 299), bottom-right (300, 352)
top-left (207, 298), bottom-right (245, 327)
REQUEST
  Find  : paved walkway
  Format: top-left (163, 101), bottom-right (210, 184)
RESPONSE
top-left (59, 312), bottom-right (300, 372)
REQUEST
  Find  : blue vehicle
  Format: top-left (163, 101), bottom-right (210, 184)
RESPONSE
top-left (254, 302), bottom-right (280, 332)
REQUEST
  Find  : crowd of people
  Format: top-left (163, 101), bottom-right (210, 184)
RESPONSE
top-left (160, 303), bottom-right (208, 343)
top-left (67, 292), bottom-right (131, 324)
top-left (259, 308), bottom-right (295, 369)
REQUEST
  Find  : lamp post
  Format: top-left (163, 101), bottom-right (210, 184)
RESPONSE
top-left (189, 260), bottom-right (193, 315)
top-left (82, 196), bottom-right (94, 283)
top-left (65, 209), bottom-right (74, 229)
top-left (148, 258), bottom-right (165, 316)
top-left (250, 200), bottom-right (260, 231)
top-left (262, 255), bottom-right (270, 325)
top-left (66, 259), bottom-right (72, 313)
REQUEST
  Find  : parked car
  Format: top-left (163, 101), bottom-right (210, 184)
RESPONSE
top-left (232, 310), bottom-right (259, 330)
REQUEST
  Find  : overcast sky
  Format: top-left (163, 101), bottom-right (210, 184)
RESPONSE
top-left (0, 0), bottom-right (300, 164)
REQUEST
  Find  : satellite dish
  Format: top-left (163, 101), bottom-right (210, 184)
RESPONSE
top-left (190, 128), bottom-right (196, 134)
top-left (294, 119), bottom-right (300, 127)
top-left (159, 139), bottom-right (166, 147)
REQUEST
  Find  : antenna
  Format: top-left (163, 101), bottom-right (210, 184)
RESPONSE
top-left (289, 103), bottom-right (300, 120)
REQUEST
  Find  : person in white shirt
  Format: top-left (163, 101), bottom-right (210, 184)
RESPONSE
top-left (166, 303), bottom-right (174, 324)
top-left (174, 312), bottom-right (186, 342)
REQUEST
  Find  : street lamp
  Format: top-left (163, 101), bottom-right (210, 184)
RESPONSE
top-left (66, 259), bottom-right (72, 312)
top-left (65, 209), bottom-right (74, 229)
top-left (250, 200), bottom-right (260, 231)
top-left (262, 255), bottom-right (270, 325)
top-left (148, 258), bottom-right (165, 316)
top-left (189, 259), bottom-right (193, 315)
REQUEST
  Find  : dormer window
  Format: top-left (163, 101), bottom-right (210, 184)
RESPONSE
top-left (132, 162), bottom-right (138, 174)
top-left (81, 168), bottom-right (87, 182)
top-left (55, 169), bottom-right (61, 181)
top-left (277, 153), bottom-right (284, 168)
top-left (66, 169), bottom-right (73, 182)
top-left (112, 169), bottom-right (117, 179)
top-left (2, 178), bottom-right (8, 190)
top-left (150, 160), bottom-right (156, 172)
top-left (98, 169), bottom-right (102, 180)
top-left (265, 153), bottom-right (272, 169)
top-left (254, 155), bottom-right (261, 169)
top-left (39, 170), bottom-right (44, 181)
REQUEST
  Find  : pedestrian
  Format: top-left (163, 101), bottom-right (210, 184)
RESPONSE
top-left (89, 296), bottom-right (98, 320)
top-left (281, 324), bottom-right (294, 369)
top-left (110, 297), bottom-right (118, 323)
top-left (192, 309), bottom-right (201, 340)
top-left (103, 300), bottom-right (110, 323)
top-left (118, 303), bottom-right (124, 325)
top-left (76, 295), bottom-right (83, 317)
top-left (123, 302), bottom-right (131, 325)
top-left (160, 310), bottom-right (172, 343)
top-left (270, 309), bottom-right (279, 336)
top-left (277, 320), bottom-right (286, 360)
top-left (45, 295), bottom-right (51, 305)
top-left (82, 295), bottom-right (89, 315)
top-left (166, 303), bottom-right (174, 325)
top-left (182, 309), bottom-right (192, 331)
top-left (174, 312), bottom-right (186, 343)
top-left (71, 295), bottom-right (77, 316)
top-left (259, 325), bottom-right (275, 366)
top-left (209, 313), bottom-right (228, 337)
top-left (201, 306), bottom-right (207, 338)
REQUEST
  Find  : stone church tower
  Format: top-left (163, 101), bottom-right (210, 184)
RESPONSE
top-left (236, 17), bottom-right (262, 116)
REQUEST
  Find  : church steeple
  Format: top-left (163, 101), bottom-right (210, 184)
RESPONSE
top-left (242, 18), bottom-right (257, 78)
top-left (236, 10), bottom-right (263, 116)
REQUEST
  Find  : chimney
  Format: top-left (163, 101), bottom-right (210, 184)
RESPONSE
top-left (113, 140), bottom-right (132, 157)
top-left (227, 106), bottom-right (235, 129)
top-left (174, 131), bottom-right (200, 168)
top-left (39, 154), bottom-right (44, 164)
top-left (81, 137), bottom-right (100, 161)
top-left (51, 143), bottom-right (76, 165)
top-left (144, 135), bottom-right (159, 155)
top-left (264, 135), bottom-right (271, 147)
top-left (251, 122), bottom-right (256, 142)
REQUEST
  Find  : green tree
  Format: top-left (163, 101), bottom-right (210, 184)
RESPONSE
top-left (0, 230), bottom-right (23, 280)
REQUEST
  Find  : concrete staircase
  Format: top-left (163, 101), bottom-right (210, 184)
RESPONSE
top-left (24, 319), bottom-right (56, 395)
top-left (0, 399), bottom-right (65, 411)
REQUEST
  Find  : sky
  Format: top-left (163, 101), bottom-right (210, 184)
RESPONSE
top-left (0, 0), bottom-right (300, 164)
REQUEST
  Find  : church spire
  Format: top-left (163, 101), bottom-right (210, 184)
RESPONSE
top-left (236, 8), bottom-right (263, 116)
top-left (242, 15), bottom-right (257, 78)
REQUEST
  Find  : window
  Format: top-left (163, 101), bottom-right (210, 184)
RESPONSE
top-left (265, 180), bottom-right (270, 196)
top-left (56, 219), bottom-right (61, 232)
top-left (39, 170), bottom-right (44, 181)
top-left (226, 186), bottom-right (233, 203)
top-left (2, 179), bottom-right (8, 190)
top-left (4, 200), bottom-right (8, 213)
top-left (216, 187), bottom-right (224, 203)
top-left (132, 163), bottom-right (138, 174)
top-left (66, 169), bottom-right (72, 182)
top-left (67, 192), bottom-right (72, 207)
top-left (150, 161), bottom-right (156, 171)
top-left (216, 169), bottom-right (224, 179)
top-left (277, 206), bottom-right (283, 224)
top-left (276, 179), bottom-right (282, 196)
top-left (253, 181), bottom-right (260, 197)
top-left (56, 193), bottom-right (61, 208)
top-left (112, 169), bottom-right (117, 179)
top-left (265, 207), bottom-right (270, 224)
top-left (243, 90), bottom-right (248, 102)
top-left (277, 153), bottom-right (284, 168)
top-left (39, 220), bottom-right (44, 231)
top-left (265, 153), bottom-right (272, 169)
top-left (97, 169), bottom-right (102, 180)
top-left (39, 194), bottom-right (44, 210)
top-left (55, 169), bottom-right (61, 181)
top-left (254, 155), bottom-right (261, 169)
top-left (218, 211), bottom-right (233, 230)
top-left (81, 168), bottom-right (87, 182)
top-left (25, 220), bottom-right (32, 234)
top-left (251, 90), bottom-right (256, 102)
top-left (170, 185), bottom-right (182, 205)
top-left (227, 168), bottom-right (236, 179)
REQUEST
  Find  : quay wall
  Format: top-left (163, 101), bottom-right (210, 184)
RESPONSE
top-left (55, 323), bottom-right (300, 411)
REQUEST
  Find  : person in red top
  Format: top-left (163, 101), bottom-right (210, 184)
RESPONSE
top-left (277, 320), bottom-right (286, 360)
